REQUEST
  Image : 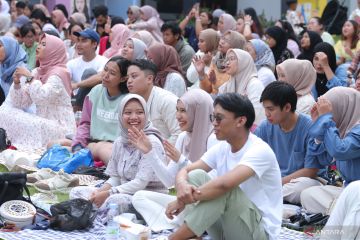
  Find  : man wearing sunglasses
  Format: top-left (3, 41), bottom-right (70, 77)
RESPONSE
top-left (166, 93), bottom-right (282, 240)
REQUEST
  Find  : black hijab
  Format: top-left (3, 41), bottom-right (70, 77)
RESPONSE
top-left (298, 30), bottom-right (323, 62)
top-left (313, 42), bottom-right (337, 97)
top-left (265, 26), bottom-right (288, 64)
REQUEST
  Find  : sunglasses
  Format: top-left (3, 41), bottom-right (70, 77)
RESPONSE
top-left (209, 114), bottom-right (225, 123)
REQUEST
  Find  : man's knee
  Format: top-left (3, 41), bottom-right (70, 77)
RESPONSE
top-left (188, 169), bottom-right (210, 187)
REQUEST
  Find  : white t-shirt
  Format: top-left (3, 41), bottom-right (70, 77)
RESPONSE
top-left (202, 133), bottom-right (282, 240)
top-left (66, 55), bottom-right (108, 83)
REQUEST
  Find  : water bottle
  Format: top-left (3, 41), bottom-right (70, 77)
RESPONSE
top-left (105, 203), bottom-right (119, 240)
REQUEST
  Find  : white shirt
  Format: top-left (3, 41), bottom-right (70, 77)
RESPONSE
top-left (258, 66), bottom-right (276, 88)
top-left (202, 133), bottom-right (282, 240)
top-left (296, 93), bottom-right (315, 115)
top-left (147, 86), bottom-right (181, 145)
top-left (66, 54), bottom-right (108, 83)
top-left (164, 72), bottom-right (187, 98)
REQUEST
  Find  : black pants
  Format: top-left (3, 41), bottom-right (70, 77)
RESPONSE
top-left (0, 87), bottom-right (5, 106)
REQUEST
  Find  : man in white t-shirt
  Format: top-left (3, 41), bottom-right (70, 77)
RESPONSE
top-left (166, 93), bottom-right (283, 240)
top-left (66, 29), bottom-right (108, 108)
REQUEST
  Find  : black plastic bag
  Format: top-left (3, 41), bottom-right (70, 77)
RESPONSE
top-left (74, 166), bottom-right (109, 180)
top-left (50, 198), bottom-right (96, 231)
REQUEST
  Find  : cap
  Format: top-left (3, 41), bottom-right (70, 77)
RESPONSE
top-left (74, 28), bottom-right (100, 44)
top-left (15, 15), bottom-right (30, 29)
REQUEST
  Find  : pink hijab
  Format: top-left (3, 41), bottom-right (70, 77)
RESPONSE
top-left (34, 34), bottom-right (71, 96)
top-left (140, 5), bottom-right (163, 26)
top-left (52, 9), bottom-right (69, 32)
top-left (220, 13), bottom-right (236, 34)
top-left (132, 30), bottom-right (157, 47)
top-left (179, 89), bottom-right (214, 162)
top-left (103, 24), bottom-right (131, 58)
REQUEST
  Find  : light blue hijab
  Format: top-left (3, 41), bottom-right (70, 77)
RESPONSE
top-left (0, 36), bottom-right (27, 84)
top-left (250, 39), bottom-right (275, 72)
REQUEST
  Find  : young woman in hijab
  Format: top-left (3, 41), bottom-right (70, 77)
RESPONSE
top-left (126, 5), bottom-right (141, 25)
top-left (245, 39), bottom-right (276, 87)
top-left (265, 26), bottom-right (294, 65)
top-left (217, 13), bottom-right (236, 36)
top-left (49, 56), bottom-right (131, 165)
top-left (51, 9), bottom-right (69, 39)
top-left (219, 48), bottom-right (265, 126)
top-left (128, 5), bottom-right (163, 43)
top-left (0, 36), bottom-right (27, 104)
top-left (70, 94), bottom-right (166, 212)
top-left (297, 30), bottom-right (323, 63)
top-left (275, 19), bottom-right (301, 57)
top-left (69, 12), bottom-right (86, 25)
top-left (312, 42), bottom-right (348, 98)
top-left (193, 30), bottom-right (246, 95)
top-left (186, 28), bottom-right (219, 88)
top-left (0, 34), bottom-right (75, 149)
top-left (146, 43), bottom-right (186, 97)
top-left (131, 30), bottom-right (157, 48)
top-left (103, 24), bottom-right (130, 58)
top-left (130, 89), bottom-right (218, 232)
top-left (99, 16), bottom-right (125, 56)
top-left (301, 87), bottom-right (360, 215)
top-left (277, 59), bottom-right (316, 114)
top-left (334, 20), bottom-right (360, 65)
top-left (121, 37), bottom-right (147, 61)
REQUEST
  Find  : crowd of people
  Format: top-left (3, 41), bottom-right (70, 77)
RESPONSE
top-left (1, 0), bottom-right (360, 239)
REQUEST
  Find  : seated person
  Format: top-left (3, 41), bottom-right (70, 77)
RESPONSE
top-left (301, 87), bottom-right (360, 215)
top-left (166, 93), bottom-right (282, 240)
top-left (126, 59), bottom-right (181, 144)
top-left (255, 81), bottom-right (322, 204)
top-left (49, 56), bottom-right (131, 165)
top-left (70, 94), bottom-right (167, 212)
top-left (129, 89), bottom-right (218, 231)
top-left (0, 34), bottom-right (75, 149)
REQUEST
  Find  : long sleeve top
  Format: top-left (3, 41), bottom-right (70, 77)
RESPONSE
top-left (307, 113), bottom-right (360, 185)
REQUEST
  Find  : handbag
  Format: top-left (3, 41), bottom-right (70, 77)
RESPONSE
top-left (0, 128), bottom-right (11, 152)
top-left (0, 172), bottom-right (31, 206)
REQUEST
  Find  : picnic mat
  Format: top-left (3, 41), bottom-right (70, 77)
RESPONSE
top-left (0, 218), bottom-right (319, 240)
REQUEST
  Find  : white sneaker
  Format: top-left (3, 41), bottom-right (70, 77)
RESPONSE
top-left (34, 169), bottom-right (79, 193)
top-left (27, 168), bottom-right (57, 185)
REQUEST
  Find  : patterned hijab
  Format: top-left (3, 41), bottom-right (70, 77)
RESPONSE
top-left (0, 36), bottom-right (27, 83)
top-left (250, 39), bottom-right (275, 71)
top-left (104, 24), bottom-right (131, 58)
top-left (118, 94), bottom-right (162, 144)
top-left (179, 89), bottom-right (214, 162)
top-left (322, 87), bottom-right (360, 138)
top-left (277, 59), bottom-right (316, 96)
top-left (220, 48), bottom-right (258, 95)
top-left (34, 34), bottom-right (71, 96)
top-left (147, 43), bottom-right (183, 88)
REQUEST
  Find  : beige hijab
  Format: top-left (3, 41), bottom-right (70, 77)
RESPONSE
top-left (219, 48), bottom-right (258, 94)
top-left (277, 59), bottom-right (316, 96)
top-left (179, 89), bottom-right (214, 162)
top-left (322, 87), bottom-right (360, 138)
top-left (199, 28), bottom-right (220, 53)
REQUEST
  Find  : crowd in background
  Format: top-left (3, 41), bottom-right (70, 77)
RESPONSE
top-left (1, 0), bottom-right (360, 239)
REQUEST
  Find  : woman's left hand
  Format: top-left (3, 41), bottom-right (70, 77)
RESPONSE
top-left (128, 126), bottom-right (152, 154)
top-left (316, 97), bottom-right (332, 116)
top-left (90, 190), bottom-right (109, 208)
top-left (15, 67), bottom-right (31, 78)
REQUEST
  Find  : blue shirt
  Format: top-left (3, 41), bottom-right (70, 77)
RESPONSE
top-left (255, 114), bottom-right (322, 177)
top-left (308, 113), bottom-right (360, 184)
top-left (185, 26), bottom-right (198, 52)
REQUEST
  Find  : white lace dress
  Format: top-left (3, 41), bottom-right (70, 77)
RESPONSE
top-left (0, 73), bottom-right (76, 149)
